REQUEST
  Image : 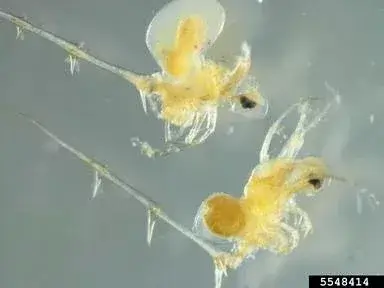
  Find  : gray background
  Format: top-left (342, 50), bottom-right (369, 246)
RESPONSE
top-left (0, 0), bottom-right (383, 287)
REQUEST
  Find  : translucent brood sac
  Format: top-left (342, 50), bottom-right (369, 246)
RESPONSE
top-left (157, 16), bottom-right (207, 78)
top-left (193, 97), bottom-right (340, 270)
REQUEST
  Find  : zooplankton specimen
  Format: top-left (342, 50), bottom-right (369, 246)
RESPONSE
top-left (11, 95), bottom-right (339, 288)
top-left (0, 0), bottom-right (268, 157)
top-left (193, 97), bottom-right (344, 285)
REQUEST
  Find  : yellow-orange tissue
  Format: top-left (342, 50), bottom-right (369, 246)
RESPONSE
top-left (161, 16), bottom-right (206, 77)
top-left (131, 0), bottom-right (268, 157)
top-left (201, 157), bottom-right (329, 268)
top-left (194, 98), bottom-right (340, 270)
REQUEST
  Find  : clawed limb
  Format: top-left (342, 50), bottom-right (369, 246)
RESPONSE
top-left (132, 108), bottom-right (218, 158)
top-left (286, 201), bottom-right (313, 237)
top-left (271, 222), bottom-right (300, 255)
top-left (184, 108), bottom-right (218, 144)
top-left (259, 94), bottom-right (337, 164)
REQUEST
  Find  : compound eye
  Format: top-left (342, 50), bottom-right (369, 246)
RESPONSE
top-left (239, 95), bottom-right (257, 109)
top-left (229, 76), bottom-right (269, 120)
top-left (230, 95), bottom-right (268, 120)
top-left (308, 178), bottom-right (323, 190)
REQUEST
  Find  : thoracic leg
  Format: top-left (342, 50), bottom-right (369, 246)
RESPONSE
top-left (165, 120), bottom-right (188, 144)
top-left (185, 112), bottom-right (206, 144)
top-left (274, 222), bottom-right (300, 254)
top-left (194, 109), bottom-right (217, 144)
top-left (286, 201), bottom-right (313, 237)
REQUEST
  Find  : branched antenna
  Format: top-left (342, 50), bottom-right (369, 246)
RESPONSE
top-left (14, 110), bottom-right (236, 287)
top-left (14, 111), bottom-right (224, 262)
top-left (0, 9), bottom-right (141, 83)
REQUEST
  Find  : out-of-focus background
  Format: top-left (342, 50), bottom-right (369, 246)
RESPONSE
top-left (0, 0), bottom-right (383, 287)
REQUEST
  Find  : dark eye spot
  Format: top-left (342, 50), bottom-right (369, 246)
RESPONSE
top-left (239, 95), bottom-right (257, 109)
top-left (308, 178), bottom-right (322, 189)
